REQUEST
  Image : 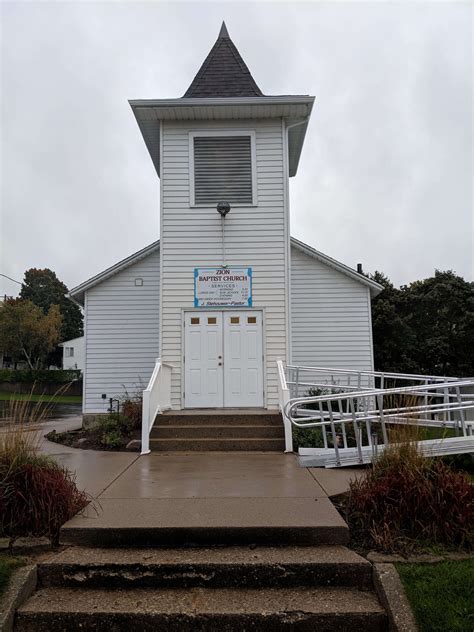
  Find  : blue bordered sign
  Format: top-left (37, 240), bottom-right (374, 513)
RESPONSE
top-left (194, 267), bottom-right (252, 308)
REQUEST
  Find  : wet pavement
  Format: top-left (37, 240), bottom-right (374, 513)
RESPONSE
top-left (61, 451), bottom-right (348, 544)
top-left (1, 407), bottom-right (355, 539)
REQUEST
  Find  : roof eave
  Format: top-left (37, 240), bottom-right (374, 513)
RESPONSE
top-left (129, 95), bottom-right (314, 108)
top-left (68, 240), bottom-right (160, 306)
top-left (130, 96), bottom-right (315, 178)
top-left (290, 237), bottom-right (384, 297)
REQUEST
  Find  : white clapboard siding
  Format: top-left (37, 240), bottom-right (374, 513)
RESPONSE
top-left (161, 119), bottom-right (287, 408)
top-left (290, 245), bottom-right (374, 373)
top-left (84, 251), bottom-right (160, 413)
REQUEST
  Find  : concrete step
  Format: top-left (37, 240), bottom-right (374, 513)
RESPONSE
top-left (61, 497), bottom-right (349, 547)
top-left (150, 437), bottom-right (286, 451)
top-left (158, 412), bottom-right (283, 426)
top-left (151, 424), bottom-right (285, 439)
top-left (38, 545), bottom-right (372, 589)
top-left (16, 586), bottom-right (387, 631)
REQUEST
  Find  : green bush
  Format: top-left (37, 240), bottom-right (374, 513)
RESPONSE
top-left (0, 369), bottom-right (81, 384)
top-left (293, 426), bottom-right (325, 450)
top-left (95, 414), bottom-right (136, 449)
top-left (101, 429), bottom-right (124, 449)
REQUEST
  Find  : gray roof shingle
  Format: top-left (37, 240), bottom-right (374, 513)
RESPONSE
top-left (183, 22), bottom-right (263, 98)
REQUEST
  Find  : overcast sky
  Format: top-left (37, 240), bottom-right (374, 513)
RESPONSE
top-left (1, 1), bottom-right (472, 297)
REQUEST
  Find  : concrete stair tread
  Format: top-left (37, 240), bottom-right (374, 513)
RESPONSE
top-left (18, 585), bottom-right (385, 616)
top-left (43, 544), bottom-right (368, 567)
top-left (151, 425), bottom-right (284, 439)
top-left (158, 413), bottom-right (283, 427)
top-left (152, 437), bottom-right (285, 440)
top-left (163, 409), bottom-right (279, 415)
top-left (38, 544), bottom-right (373, 589)
top-left (61, 497), bottom-right (349, 546)
top-left (150, 438), bottom-right (286, 452)
top-left (151, 450), bottom-right (286, 454)
top-left (154, 424), bottom-right (283, 428)
top-left (151, 438), bottom-right (285, 444)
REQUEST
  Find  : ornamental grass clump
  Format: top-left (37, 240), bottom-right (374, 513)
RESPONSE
top-left (0, 399), bottom-right (90, 548)
top-left (346, 441), bottom-right (473, 553)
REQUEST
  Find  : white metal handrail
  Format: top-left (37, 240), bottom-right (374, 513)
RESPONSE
top-left (141, 358), bottom-right (172, 455)
top-left (277, 359), bottom-right (293, 452)
top-left (286, 364), bottom-right (461, 383)
top-left (285, 364), bottom-right (463, 400)
top-left (282, 363), bottom-right (474, 467)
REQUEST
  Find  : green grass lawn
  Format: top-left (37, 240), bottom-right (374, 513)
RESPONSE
top-left (396, 560), bottom-right (474, 632)
top-left (0, 392), bottom-right (82, 404)
top-left (0, 555), bottom-right (24, 597)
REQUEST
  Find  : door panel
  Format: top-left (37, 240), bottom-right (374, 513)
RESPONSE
top-left (184, 312), bottom-right (223, 408)
top-left (223, 311), bottom-right (264, 407)
top-left (185, 311), bottom-right (263, 408)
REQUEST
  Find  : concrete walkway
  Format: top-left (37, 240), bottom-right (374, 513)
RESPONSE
top-left (37, 417), bottom-right (139, 499)
top-left (1, 414), bottom-right (353, 544)
top-left (60, 451), bottom-right (348, 545)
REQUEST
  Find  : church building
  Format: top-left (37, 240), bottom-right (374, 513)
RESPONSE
top-left (69, 23), bottom-right (382, 429)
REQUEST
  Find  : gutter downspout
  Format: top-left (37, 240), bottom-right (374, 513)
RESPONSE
top-left (284, 118), bottom-right (308, 367)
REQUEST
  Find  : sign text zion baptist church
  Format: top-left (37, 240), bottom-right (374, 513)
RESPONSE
top-left (194, 267), bottom-right (252, 308)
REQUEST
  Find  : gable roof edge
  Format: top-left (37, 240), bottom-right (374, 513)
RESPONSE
top-left (69, 236), bottom-right (382, 307)
top-left (290, 237), bottom-right (383, 297)
top-left (68, 240), bottom-right (160, 305)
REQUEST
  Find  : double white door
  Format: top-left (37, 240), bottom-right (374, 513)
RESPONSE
top-left (184, 311), bottom-right (263, 408)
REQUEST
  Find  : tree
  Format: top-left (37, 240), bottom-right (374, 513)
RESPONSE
top-left (369, 271), bottom-right (417, 374)
top-left (0, 299), bottom-right (62, 369)
top-left (401, 271), bottom-right (474, 376)
top-left (20, 268), bottom-right (83, 342)
top-left (370, 270), bottom-right (474, 377)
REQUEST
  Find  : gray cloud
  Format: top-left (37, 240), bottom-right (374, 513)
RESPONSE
top-left (1, 1), bottom-right (472, 296)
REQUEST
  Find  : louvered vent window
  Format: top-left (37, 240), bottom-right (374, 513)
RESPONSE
top-left (193, 136), bottom-right (253, 205)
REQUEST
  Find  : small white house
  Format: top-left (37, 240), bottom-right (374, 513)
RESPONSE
top-left (69, 23), bottom-right (382, 421)
top-left (59, 336), bottom-right (85, 372)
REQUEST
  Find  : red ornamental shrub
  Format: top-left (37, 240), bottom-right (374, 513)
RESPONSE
top-left (346, 444), bottom-right (474, 552)
top-left (121, 399), bottom-right (142, 430)
top-left (0, 461), bottom-right (89, 547)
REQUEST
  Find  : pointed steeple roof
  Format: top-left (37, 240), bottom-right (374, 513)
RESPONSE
top-left (183, 22), bottom-right (263, 98)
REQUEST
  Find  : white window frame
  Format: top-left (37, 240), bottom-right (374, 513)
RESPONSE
top-left (189, 130), bottom-right (258, 208)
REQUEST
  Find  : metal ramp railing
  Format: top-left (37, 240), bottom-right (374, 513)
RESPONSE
top-left (277, 363), bottom-right (474, 468)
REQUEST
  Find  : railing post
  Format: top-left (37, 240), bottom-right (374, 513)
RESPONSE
top-left (277, 360), bottom-right (293, 453)
top-left (455, 385), bottom-right (467, 436)
top-left (328, 400), bottom-right (341, 467)
top-left (141, 389), bottom-right (151, 455)
top-left (282, 389), bottom-right (293, 453)
top-left (350, 398), bottom-right (363, 464)
top-left (378, 392), bottom-right (388, 446)
top-left (319, 400), bottom-right (328, 449)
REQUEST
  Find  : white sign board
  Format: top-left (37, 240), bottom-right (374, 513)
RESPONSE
top-left (194, 267), bottom-right (252, 308)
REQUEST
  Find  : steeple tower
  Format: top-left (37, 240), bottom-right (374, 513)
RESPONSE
top-left (128, 22), bottom-right (314, 410)
top-left (218, 20), bottom-right (229, 38)
top-left (183, 22), bottom-right (263, 98)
